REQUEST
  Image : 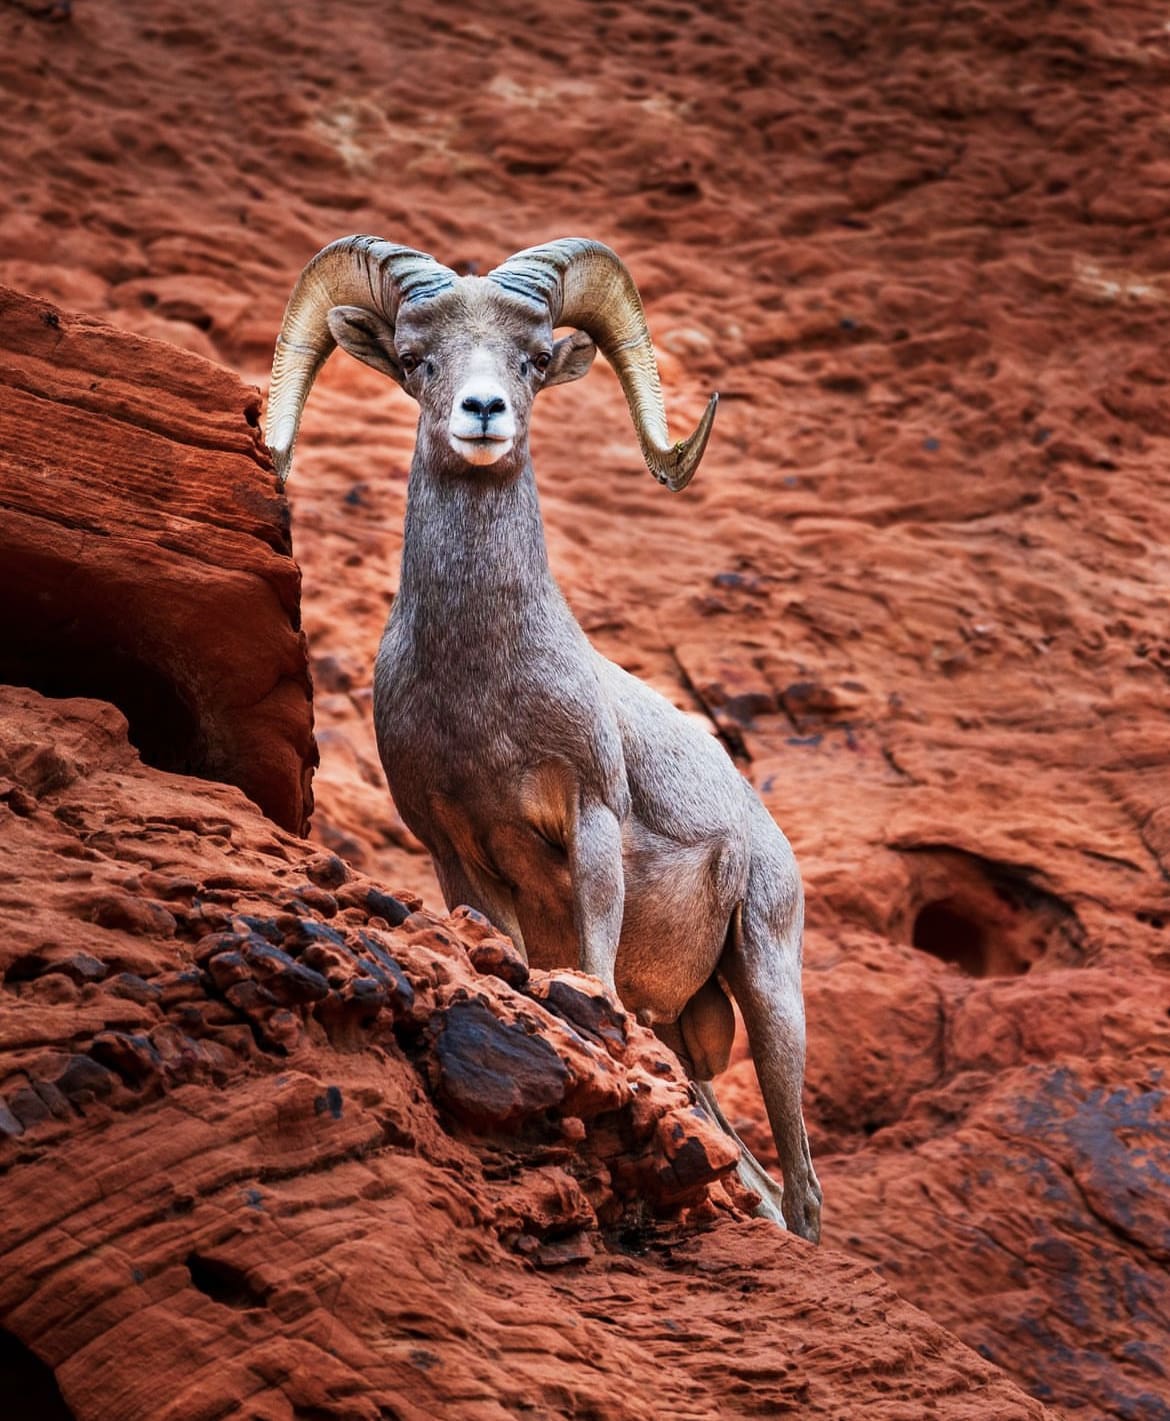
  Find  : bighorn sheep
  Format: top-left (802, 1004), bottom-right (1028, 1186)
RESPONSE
top-left (267, 235), bottom-right (822, 1241)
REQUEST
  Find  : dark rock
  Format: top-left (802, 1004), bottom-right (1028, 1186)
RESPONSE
top-left (244, 940), bottom-right (330, 1005)
top-left (537, 979), bottom-right (627, 1056)
top-left (0, 1098), bottom-right (25, 1138)
top-left (207, 950), bottom-right (251, 992)
top-left (235, 914), bottom-right (284, 944)
top-left (31, 1080), bottom-right (70, 1119)
top-left (658, 1132), bottom-right (726, 1196)
top-left (304, 853), bottom-right (349, 889)
top-left (267, 959), bottom-right (331, 1006)
top-left (56, 1054), bottom-right (118, 1102)
top-left (85, 892), bottom-right (177, 937)
top-left (434, 998), bottom-right (568, 1128)
top-left (90, 1031), bottom-right (164, 1083)
top-left (365, 887), bottom-right (411, 927)
top-left (0, 785), bottom-right (37, 816)
top-left (467, 937), bottom-right (530, 990)
top-left (356, 934), bottom-right (416, 1013)
top-left (158, 969), bottom-right (205, 1008)
top-left (280, 918), bottom-right (346, 953)
top-left (345, 976), bottom-right (386, 1009)
top-left (528, 1231), bottom-right (595, 1268)
top-left (46, 951), bottom-right (108, 985)
top-left (314, 1085), bottom-right (344, 1120)
top-left (287, 884), bottom-right (338, 918)
top-left (193, 929), bottom-right (249, 966)
top-left (107, 972), bottom-right (162, 1003)
top-left (9, 1087), bottom-right (50, 1128)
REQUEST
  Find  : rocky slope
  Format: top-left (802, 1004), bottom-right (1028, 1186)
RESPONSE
top-left (0, 681), bottom-right (1055, 1420)
top-left (0, 291), bottom-right (1057, 1417)
top-left (2, 0), bottom-right (1170, 1416)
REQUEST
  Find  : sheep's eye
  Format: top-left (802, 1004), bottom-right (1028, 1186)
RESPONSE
top-left (535, 351), bottom-right (552, 372)
top-left (399, 353), bottom-right (419, 374)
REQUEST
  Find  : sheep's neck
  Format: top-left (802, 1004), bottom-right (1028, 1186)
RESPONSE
top-left (395, 441), bottom-right (563, 661)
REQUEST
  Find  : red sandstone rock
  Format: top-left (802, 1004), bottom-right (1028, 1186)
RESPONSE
top-left (0, 687), bottom-right (1052, 1418)
top-left (0, 283), bottom-right (314, 835)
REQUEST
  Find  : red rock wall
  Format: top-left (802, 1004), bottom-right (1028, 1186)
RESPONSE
top-left (0, 284), bottom-right (315, 835)
top-left (2, 1), bottom-right (1170, 1417)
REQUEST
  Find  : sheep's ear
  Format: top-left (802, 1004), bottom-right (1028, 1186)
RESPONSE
top-left (327, 305), bottom-right (406, 386)
top-left (543, 330), bottom-right (596, 388)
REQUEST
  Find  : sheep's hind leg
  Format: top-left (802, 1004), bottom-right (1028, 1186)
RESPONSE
top-left (567, 801), bottom-right (625, 993)
top-left (721, 846), bottom-right (822, 1242)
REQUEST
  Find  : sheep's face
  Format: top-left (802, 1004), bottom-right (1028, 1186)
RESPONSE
top-left (326, 279), bottom-right (596, 474)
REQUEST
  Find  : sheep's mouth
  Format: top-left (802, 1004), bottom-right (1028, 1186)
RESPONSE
top-left (449, 432), bottom-right (514, 466)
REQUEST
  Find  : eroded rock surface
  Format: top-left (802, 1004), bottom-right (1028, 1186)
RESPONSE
top-left (0, 688), bottom-right (1052, 1420)
top-left (0, 284), bottom-right (314, 834)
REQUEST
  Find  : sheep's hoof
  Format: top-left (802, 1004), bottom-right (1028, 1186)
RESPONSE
top-left (784, 1178), bottom-right (824, 1244)
top-left (735, 1153), bottom-right (788, 1229)
top-left (752, 1191), bottom-right (787, 1228)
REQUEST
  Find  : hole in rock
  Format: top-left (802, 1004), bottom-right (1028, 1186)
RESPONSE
top-left (912, 900), bottom-right (988, 977)
top-left (1, 641), bottom-right (205, 778)
top-left (3, 953), bottom-right (49, 985)
top-left (901, 848), bottom-right (1083, 977)
top-left (186, 1252), bottom-right (269, 1310)
top-left (0, 1329), bottom-right (76, 1421)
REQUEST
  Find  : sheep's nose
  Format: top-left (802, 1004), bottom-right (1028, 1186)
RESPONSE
top-left (461, 394), bottom-right (507, 418)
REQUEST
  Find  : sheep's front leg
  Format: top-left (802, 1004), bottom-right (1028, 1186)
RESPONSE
top-left (434, 850), bottom-right (528, 962)
top-left (568, 801), bottom-right (625, 993)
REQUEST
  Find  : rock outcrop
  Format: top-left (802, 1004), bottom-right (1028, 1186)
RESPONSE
top-left (0, 284), bottom-right (314, 835)
top-left (0, 685), bottom-right (1053, 1420)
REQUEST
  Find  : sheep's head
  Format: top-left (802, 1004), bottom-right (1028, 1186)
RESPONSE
top-left (325, 282), bottom-right (597, 473)
top-left (267, 235), bottom-right (717, 488)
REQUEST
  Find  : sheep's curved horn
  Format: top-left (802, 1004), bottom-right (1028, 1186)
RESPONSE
top-left (267, 234), bottom-right (457, 483)
top-left (488, 238), bottom-right (717, 491)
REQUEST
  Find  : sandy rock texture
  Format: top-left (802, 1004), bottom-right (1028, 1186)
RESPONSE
top-left (0, 283), bottom-right (314, 835)
top-left (0, 686), bottom-right (1053, 1420)
top-left (2, 0), bottom-right (1170, 1416)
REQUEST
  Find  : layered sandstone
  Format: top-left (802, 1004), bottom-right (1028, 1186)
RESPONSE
top-left (0, 284), bottom-right (314, 835)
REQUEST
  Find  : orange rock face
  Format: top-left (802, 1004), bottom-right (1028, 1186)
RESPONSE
top-left (0, 686), bottom-right (1052, 1419)
top-left (2, 0), bottom-right (1170, 1417)
top-left (0, 284), bottom-right (315, 835)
